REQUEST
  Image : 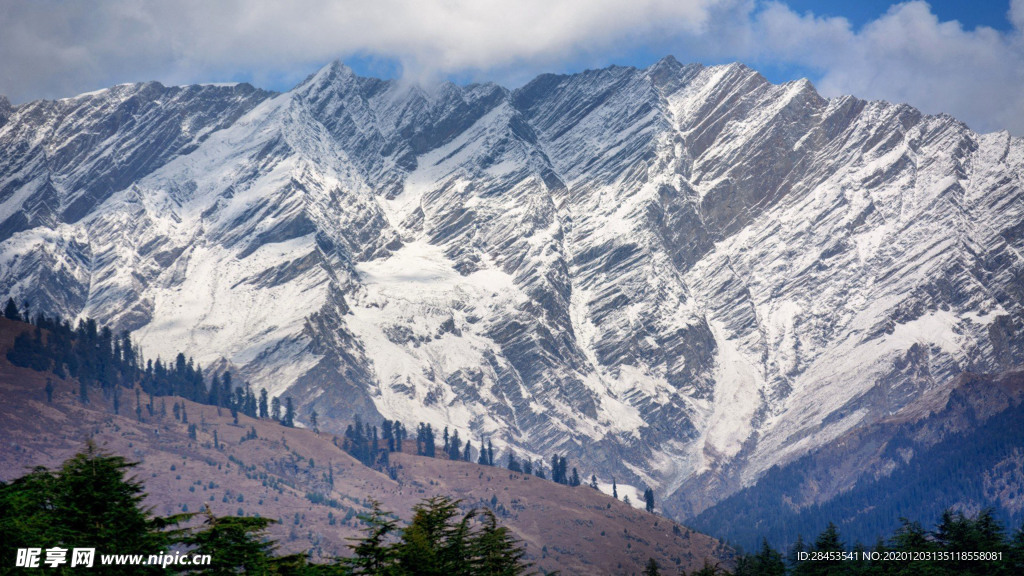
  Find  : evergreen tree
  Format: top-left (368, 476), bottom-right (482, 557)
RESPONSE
top-left (469, 509), bottom-right (532, 575)
top-left (735, 539), bottom-right (786, 576)
top-left (478, 440), bottom-right (489, 466)
top-left (271, 396), bottom-right (281, 421)
top-left (258, 388), bottom-right (269, 419)
top-left (448, 429), bottom-right (462, 460)
top-left (346, 500), bottom-right (399, 575)
top-left (643, 557), bottom-right (660, 576)
top-left (310, 409), bottom-right (319, 434)
top-left (643, 487), bottom-right (655, 513)
top-left (4, 297), bottom-right (21, 321)
top-left (506, 450), bottom-right (522, 473)
top-left (0, 442), bottom-right (186, 575)
top-left (788, 534), bottom-right (806, 573)
top-left (612, 477), bottom-right (618, 499)
top-left (396, 496), bottom-right (473, 575)
top-left (282, 397), bottom-right (295, 427)
top-left (182, 507), bottom-right (276, 576)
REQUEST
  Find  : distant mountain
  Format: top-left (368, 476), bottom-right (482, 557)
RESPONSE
top-left (689, 369), bottom-right (1024, 550)
top-left (1, 57), bottom-right (1022, 522)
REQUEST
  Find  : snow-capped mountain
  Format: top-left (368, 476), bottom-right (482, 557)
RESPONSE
top-left (2, 57), bottom-right (1022, 515)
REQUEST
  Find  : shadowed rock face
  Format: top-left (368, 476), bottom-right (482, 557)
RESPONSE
top-left (2, 58), bottom-right (1022, 515)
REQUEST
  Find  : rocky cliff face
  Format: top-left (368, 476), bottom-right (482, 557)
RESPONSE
top-left (2, 57), bottom-right (1022, 514)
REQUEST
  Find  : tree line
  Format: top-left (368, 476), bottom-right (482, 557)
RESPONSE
top-left (4, 299), bottom-right (302, 430)
top-left (0, 444), bottom-right (534, 575)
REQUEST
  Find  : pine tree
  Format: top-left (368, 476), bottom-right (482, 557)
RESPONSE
top-left (470, 508), bottom-right (533, 575)
top-left (310, 409), bottom-right (319, 434)
top-left (506, 450), bottom-right (522, 473)
top-left (643, 557), bottom-right (661, 576)
top-left (346, 500), bottom-right (399, 575)
top-left (643, 488), bottom-right (655, 513)
top-left (478, 440), bottom-right (489, 466)
top-left (448, 429), bottom-right (462, 460)
top-left (396, 496), bottom-right (472, 575)
top-left (3, 297), bottom-right (21, 321)
top-left (612, 477), bottom-right (618, 499)
top-left (271, 396), bottom-right (281, 421)
top-left (0, 442), bottom-right (186, 575)
top-left (258, 388), bottom-right (268, 419)
top-left (183, 507), bottom-right (277, 576)
top-left (282, 397), bottom-right (295, 427)
top-left (735, 539), bottom-right (786, 576)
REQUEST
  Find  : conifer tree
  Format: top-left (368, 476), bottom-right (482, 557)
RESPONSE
top-left (735, 538), bottom-right (786, 576)
top-left (448, 429), bottom-right (462, 461)
top-left (282, 397), bottom-right (295, 427)
top-left (478, 440), bottom-right (489, 466)
top-left (0, 442), bottom-right (186, 575)
top-left (3, 297), bottom-right (21, 321)
top-left (470, 508), bottom-right (533, 575)
top-left (643, 487), bottom-right (655, 513)
top-left (258, 388), bottom-right (268, 419)
top-left (183, 507), bottom-right (277, 576)
top-left (506, 450), bottom-right (522, 473)
top-left (346, 500), bottom-right (399, 574)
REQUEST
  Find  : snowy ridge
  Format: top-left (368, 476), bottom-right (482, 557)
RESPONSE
top-left (2, 58), bottom-right (1022, 515)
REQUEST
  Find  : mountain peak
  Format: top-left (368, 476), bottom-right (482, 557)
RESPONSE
top-left (295, 59), bottom-right (359, 94)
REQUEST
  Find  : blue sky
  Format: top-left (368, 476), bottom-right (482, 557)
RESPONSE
top-left (339, 0), bottom-right (1019, 86)
top-left (1, 1), bottom-right (1022, 134)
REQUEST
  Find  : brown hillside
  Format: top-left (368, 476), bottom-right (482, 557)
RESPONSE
top-left (0, 318), bottom-right (732, 574)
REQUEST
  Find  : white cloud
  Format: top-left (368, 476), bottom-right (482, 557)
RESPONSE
top-left (1, 0), bottom-right (1022, 134)
top-left (0, 0), bottom-right (716, 99)
top-left (745, 1), bottom-right (1024, 134)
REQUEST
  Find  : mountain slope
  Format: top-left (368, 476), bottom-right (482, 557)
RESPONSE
top-left (1, 58), bottom-right (1022, 517)
top-left (0, 317), bottom-right (730, 574)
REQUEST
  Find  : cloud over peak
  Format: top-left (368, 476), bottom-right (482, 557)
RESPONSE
top-left (1, 0), bottom-right (1022, 134)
